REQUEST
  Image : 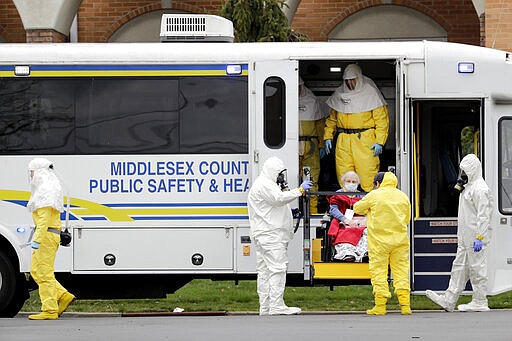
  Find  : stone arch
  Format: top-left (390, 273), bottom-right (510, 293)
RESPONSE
top-left (104, 2), bottom-right (206, 42)
top-left (320, 2), bottom-right (451, 40)
top-left (326, 4), bottom-right (448, 41)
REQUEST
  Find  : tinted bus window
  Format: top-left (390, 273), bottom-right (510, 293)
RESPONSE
top-left (263, 77), bottom-right (285, 148)
top-left (499, 117), bottom-right (512, 214)
top-left (0, 76), bottom-right (248, 155)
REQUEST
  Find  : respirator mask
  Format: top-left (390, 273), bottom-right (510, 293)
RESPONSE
top-left (276, 169), bottom-right (289, 191)
top-left (454, 170), bottom-right (468, 193)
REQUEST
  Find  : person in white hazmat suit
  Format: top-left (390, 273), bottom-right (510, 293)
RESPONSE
top-left (27, 158), bottom-right (75, 320)
top-left (426, 154), bottom-right (493, 312)
top-left (248, 157), bottom-right (313, 315)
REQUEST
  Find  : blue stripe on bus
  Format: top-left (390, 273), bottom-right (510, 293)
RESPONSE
top-left (82, 217), bottom-right (108, 221)
top-left (0, 64), bottom-right (249, 71)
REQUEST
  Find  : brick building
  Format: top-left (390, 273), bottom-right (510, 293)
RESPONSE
top-left (0, 0), bottom-right (511, 51)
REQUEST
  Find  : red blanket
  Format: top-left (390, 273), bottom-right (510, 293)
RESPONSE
top-left (327, 194), bottom-right (366, 246)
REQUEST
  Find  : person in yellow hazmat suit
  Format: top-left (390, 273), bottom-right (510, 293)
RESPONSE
top-left (27, 158), bottom-right (75, 320)
top-left (324, 64), bottom-right (389, 192)
top-left (298, 77), bottom-right (330, 214)
top-left (353, 172), bottom-right (412, 315)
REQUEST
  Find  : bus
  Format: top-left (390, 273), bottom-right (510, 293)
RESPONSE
top-left (1, 22), bottom-right (512, 316)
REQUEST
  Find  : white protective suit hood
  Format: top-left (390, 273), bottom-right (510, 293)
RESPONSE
top-left (326, 64), bottom-right (387, 114)
top-left (27, 158), bottom-right (64, 213)
top-left (459, 153), bottom-right (482, 184)
top-left (299, 85), bottom-right (327, 121)
top-left (261, 157), bottom-right (286, 183)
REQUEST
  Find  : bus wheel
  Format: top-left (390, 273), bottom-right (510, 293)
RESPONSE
top-left (0, 251), bottom-right (27, 317)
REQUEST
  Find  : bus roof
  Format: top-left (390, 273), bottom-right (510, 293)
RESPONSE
top-left (0, 40), bottom-right (505, 65)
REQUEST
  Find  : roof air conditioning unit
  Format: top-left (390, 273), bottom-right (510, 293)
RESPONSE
top-left (160, 14), bottom-right (234, 43)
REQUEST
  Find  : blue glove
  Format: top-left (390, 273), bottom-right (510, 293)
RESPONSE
top-left (300, 180), bottom-right (313, 191)
top-left (473, 239), bottom-right (483, 252)
top-left (31, 241), bottom-right (40, 250)
top-left (370, 143), bottom-right (383, 156)
top-left (325, 139), bottom-right (333, 155)
top-left (319, 148), bottom-right (326, 159)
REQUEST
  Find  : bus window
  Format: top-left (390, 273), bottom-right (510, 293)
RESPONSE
top-left (499, 118), bottom-right (512, 214)
top-left (263, 77), bottom-right (285, 148)
top-left (0, 78), bottom-right (76, 154)
top-left (0, 75), bottom-right (248, 155)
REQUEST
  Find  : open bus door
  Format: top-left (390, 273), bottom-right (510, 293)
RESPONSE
top-left (306, 58), bottom-right (402, 285)
top-left (250, 60), bottom-right (304, 275)
top-left (410, 99), bottom-right (481, 291)
top-left (489, 103), bottom-right (512, 294)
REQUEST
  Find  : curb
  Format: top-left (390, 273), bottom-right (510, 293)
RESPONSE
top-left (18, 308), bottom-right (512, 318)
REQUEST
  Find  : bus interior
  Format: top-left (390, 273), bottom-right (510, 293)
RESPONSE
top-left (298, 59), bottom-right (482, 287)
top-left (298, 59), bottom-right (398, 214)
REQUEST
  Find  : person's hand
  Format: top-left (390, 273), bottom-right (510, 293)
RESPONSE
top-left (31, 241), bottom-right (40, 250)
top-left (370, 143), bottom-right (383, 156)
top-left (319, 147), bottom-right (326, 159)
top-left (325, 139), bottom-right (333, 154)
top-left (473, 239), bottom-right (483, 252)
top-left (300, 180), bottom-right (313, 191)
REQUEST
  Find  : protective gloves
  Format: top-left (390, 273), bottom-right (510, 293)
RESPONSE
top-left (31, 241), bottom-right (40, 250)
top-left (370, 143), bottom-right (383, 156)
top-left (473, 239), bottom-right (483, 252)
top-left (300, 180), bottom-right (313, 191)
top-left (325, 139), bottom-right (333, 155)
top-left (319, 147), bottom-right (326, 159)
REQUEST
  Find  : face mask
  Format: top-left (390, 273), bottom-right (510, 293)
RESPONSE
top-left (344, 183), bottom-right (358, 192)
top-left (454, 170), bottom-right (468, 193)
top-left (276, 169), bottom-right (289, 191)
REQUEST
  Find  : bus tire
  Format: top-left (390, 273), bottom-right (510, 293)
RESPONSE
top-left (0, 250), bottom-right (27, 317)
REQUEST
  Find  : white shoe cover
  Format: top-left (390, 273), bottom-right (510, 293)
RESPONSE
top-left (259, 308), bottom-right (269, 316)
top-left (457, 301), bottom-right (490, 312)
top-left (269, 306), bottom-right (302, 315)
top-left (425, 290), bottom-right (454, 312)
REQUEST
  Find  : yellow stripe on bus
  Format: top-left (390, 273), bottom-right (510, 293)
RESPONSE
top-left (0, 190), bottom-right (134, 222)
top-left (0, 190), bottom-right (247, 221)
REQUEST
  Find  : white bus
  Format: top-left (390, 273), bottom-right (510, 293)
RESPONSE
top-left (1, 36), bottom-right (512, 316)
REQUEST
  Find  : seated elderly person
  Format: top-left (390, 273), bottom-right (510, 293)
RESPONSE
top-left (327, 171), bottom-right (368, 262)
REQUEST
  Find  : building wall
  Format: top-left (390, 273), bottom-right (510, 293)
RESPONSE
top-left (0, 0), bottom-right (510, 51)
top-left (77, 0), bottom-right (222, 42)
top-left (485, 0), bottom-right (512, 51)
top-left (292, 0), bottom-right (480, 45)
top-left (0, 0), bottom-right (26, 42)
